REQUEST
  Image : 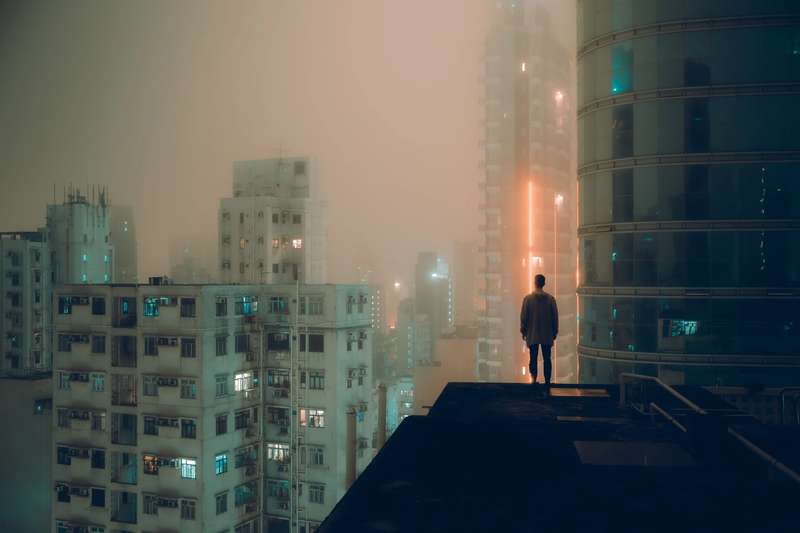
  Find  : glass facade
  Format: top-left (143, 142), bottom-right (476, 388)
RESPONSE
top-left (578, 0), bottom-right (800, 385)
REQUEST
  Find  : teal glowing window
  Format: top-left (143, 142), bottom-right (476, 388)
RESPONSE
top-left (144, 297), bottom-right (160, 317)
top-left (235, 296), bottom-right (258, 316)
top-left (58, 297), bottom-right (72, 315)
top-left (104, 274), bottom-right (109, 282)
top-left (81, 273), bottom-right (88, 282)
top-left (104, 255), bottom-right (109, 263)
top-left (610, 42), bottom-right (632, 95)
top-left (82, 254), bottom-right (88, 262)
top-left (667, 320), bottom-right (698, 337)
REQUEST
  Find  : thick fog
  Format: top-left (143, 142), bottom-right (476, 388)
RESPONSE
top-left (0, 0), bottom-right (574, 286)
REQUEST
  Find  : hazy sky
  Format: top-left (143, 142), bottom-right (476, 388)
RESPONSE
top-left (0, 0), bottom-right (573, 286)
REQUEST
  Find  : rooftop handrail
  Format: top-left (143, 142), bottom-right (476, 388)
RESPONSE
top-left (618, 373), bottom-right (707, 415)
top-left (620, 372), bottom-right (800, 486)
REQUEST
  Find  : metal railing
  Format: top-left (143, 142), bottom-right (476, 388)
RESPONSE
top-left (619, 372), bottom-right (800, 486)
top-left (618, 373), bottom-right (707, 415)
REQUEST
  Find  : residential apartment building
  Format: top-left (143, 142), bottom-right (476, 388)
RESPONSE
top-left (219, 158), bottom-right (327, 285)
top-left (1, 231), bottom-right (51, 371)
top-left (47, 187), bottom-right (114, 286)
top-left (51, 280), bottom-right (374, 533)
top-left (261, 284), bottom-right (374, 533)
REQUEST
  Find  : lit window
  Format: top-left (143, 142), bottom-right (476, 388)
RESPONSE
top-left (234, 372), bottom-right (253, 392)
top-left (300, 408), bottom-right (325, 428)
top-left (292, 238), bottom-right (303, 249)
top-left (180, 458), bottom-right (197, 479)
top-left (271, 238), bottom-right (280, 249)
top-left (82, 254), bottom-right (88, 262)
top-left (215, 453), bottom-right (228, 475)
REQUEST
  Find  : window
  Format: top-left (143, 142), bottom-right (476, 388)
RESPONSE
top-left (294, 160), bottom-right (306, 175)
top-left (143, 297), bottom-right (159, 317)
top-left (292, 238), bottom-right (303, 249)
top-left (58, 334), bottom-right (72, 352)
top-left (272, 213), bottom-right (279, 224)
top-left (309, 297), bottom-right (323, 315)
top-left (216, 492), bottom-right (228, 515)
top-left (144, 416), bottom-right (157, 435)
top-left (91, 335), bottom-right (106, 354)
top-left (308, 370), bottom-right (325, 390)
top-left (308, 446), bottom-right (324, 466)
top-left (91, 297), bottom-right (106, 315)
top-left (235, 296), bottom-right (258, 315)
top-left (309, 334), bottom-right (324, 352)
top-left (180, 379), bottom-right (197, 399)
top-left (234, 481), bottom-right (257, 507)
top-left (57, 372), bottom-right (70, 390)
top-left (300, 408), bottom-right (325, 428)
top-left (181, 419), bottom-right (197, 439)
top-left (143, 376), bottom-right (158, 396)
top-left (309, 484), bottom-right (325, 504)
top-left (58, 297), bottom-right (72, 315)
top-left (56, 484), bottom-right (70, 503)
top-left (91, 449), bottom-right (105, 469)
top-left (216, 296), bottom-right (228, 316)
top-left (235, 445), bottom-right (258, 468)
top-left (144, 336), bottom-right (158, 356)
top-left (215, 452), bottom-right (229, 475)
top-left (216, 413), bottom-right (228, 435)
top-left (235, 409), bottom-right (251, 430)
top-left (110, 490), bottom-right (137, 524)
top-left (111, 413), bottom-right (137, 445)
top-left (180, 458), bottom-right (197, 479)
top-left (272, 238), bottom-right (280, 249)
top-left (268, 479), bottom-right (289, 499)
top-left (181, 338), bottom-right (196, 358)
top-left (90, 487), bottom-right (105, 508)
top-left (180, 298), bottom-right (196, 318)
top-left (272, 263), bottom-right (279, 273)
top-left (181, 499), bottom-right (196, 520)
top-left (267, 442), bottom-right (290, 462)
top-left (111, 374), bottom-right (137, 406)
top-left (234, 371), bottom-right (253, 392)
top-left (216, 374), bottom-right (229, 398)
top-left (57, 446), bottom-right (71, 465)
top-left (293, 213), bottom-right (302, 224)
top-left (143, 494), bottom-right (158, 515)
top-left (235, 333), bottom-right (249, 353)
top-left (267, 332), bottom-right (290, 351)
top-left (216, 334), bottom-right (228, 356)
top-left (267, 368), bottom-right (290, 387)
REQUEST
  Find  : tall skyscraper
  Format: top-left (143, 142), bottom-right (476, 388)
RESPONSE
top-left (109, 205), bottom-right (138, 283)
top-left (577, 1), bottom-right (800, 385)
top-left (477, 0), bottom-right (577, 383)
top-left (219, 157), bottom-right (327, 284)
top-left (46, 186), bottom-right (114, 285)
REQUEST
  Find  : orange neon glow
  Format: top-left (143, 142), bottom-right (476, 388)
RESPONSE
top-left (527, 180), bottom-right (534, 294)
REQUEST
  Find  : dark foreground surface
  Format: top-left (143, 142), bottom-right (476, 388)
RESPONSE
top-left (320, 382), bottom-right (799, 532)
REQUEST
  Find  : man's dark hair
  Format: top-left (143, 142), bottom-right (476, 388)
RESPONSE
top-left (535, 274), bottom-right (545, 289)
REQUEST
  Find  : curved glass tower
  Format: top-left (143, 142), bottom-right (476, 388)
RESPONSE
top-left (577, 1), bottom-right (800, 385)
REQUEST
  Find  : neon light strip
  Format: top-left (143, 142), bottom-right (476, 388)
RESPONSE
top-left (527, 180), bottom-right (533, 294)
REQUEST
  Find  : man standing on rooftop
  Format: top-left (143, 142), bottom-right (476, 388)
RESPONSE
top-left (520, 274), bottom-right (559, 385)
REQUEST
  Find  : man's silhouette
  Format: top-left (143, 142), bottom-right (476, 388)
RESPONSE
top-left (520, 274), bottom-right (559, 385)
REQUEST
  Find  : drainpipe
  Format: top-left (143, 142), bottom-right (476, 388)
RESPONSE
top-left (346, 408), bottom-right (357, 489)
top-left (377, 383), bottom-right (387, 449)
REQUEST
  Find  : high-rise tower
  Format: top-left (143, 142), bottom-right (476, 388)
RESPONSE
top-left (577, 1), bottom-right (800, 385)
top-left (477, 0), bottom-right (577, 382)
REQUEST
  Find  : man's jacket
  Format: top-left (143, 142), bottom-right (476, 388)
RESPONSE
top-left (520, 291), bottom-right (559, 346)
